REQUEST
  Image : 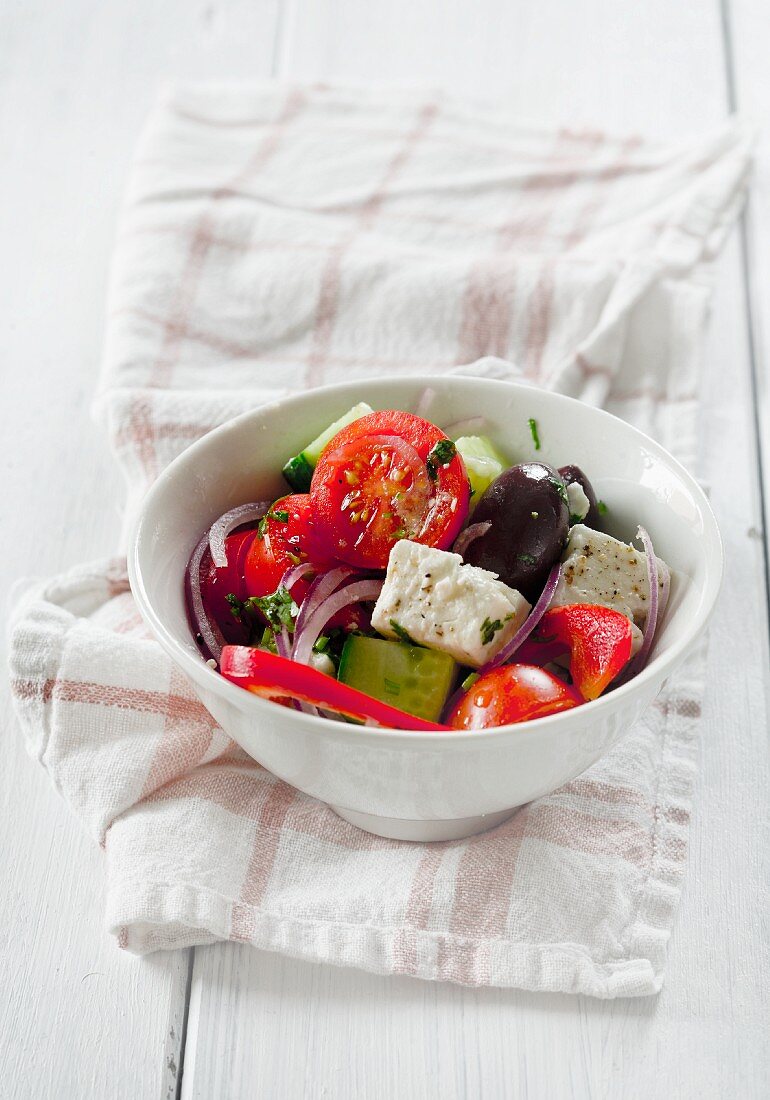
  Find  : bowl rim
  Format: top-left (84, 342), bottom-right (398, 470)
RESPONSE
top-left (128, 375), bottom-right (723, 746)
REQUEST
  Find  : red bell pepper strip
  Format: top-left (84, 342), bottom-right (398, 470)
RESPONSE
top-left (219, 646), bottom-right (451, 732)
top-left (535, 605), bottom-right (634, 700)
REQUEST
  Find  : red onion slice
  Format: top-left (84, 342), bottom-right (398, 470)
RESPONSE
top-left (612, 527), bottom-right (665, 690)
top-left (275, 625), bottom-right (292, 659)
top-left (280, 561), bottom-right (323, 593)
top-left (209, 502), bottom-right (271, 568)
top-left (629, 526), bottom-right (660, 673)
top-left (280, 565), bottom-right (358, 718)
top-left (293, 566), bottom-right (356, 641)
top-left (184, 532), bottom-right (227, 665)
top-left (442, 415), bottom-right (487, 436)
top-left (452, 521), bottom-right (491, 558)
top-left (292, 578), bottom-right (384, 667)
top-left (275, 626), bottom-right (310, 713)
top-left (478, 561), bottom-right (562, 675)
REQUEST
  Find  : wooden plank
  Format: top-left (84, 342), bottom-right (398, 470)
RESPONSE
top-left (278, 0), bottom-right (727, 134)
top-left (0, 2), bottom-right (280, 1097)
top-left (724, 0), bottom-right (770, 610)
top-left (182, 2), bottom-right (770, 1098)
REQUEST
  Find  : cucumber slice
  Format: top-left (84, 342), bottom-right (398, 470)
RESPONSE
top-left (282, 402), bottom-right (374, 492)
top-left (454, 435), bottom-right (509, 504)
top-left (338, 635), bottom-right (456, 723)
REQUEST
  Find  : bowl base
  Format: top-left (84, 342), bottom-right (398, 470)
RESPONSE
top-left (330, 804), bottom-right (517, 842)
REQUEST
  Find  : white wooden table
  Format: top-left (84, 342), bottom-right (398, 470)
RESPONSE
top-left (1, 2), bottom-right (768, 1097)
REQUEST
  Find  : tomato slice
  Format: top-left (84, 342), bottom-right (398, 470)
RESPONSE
top-left (448, 664), bottom-right (582, 729)
top-left (536, 605), bottom-right (634, 700)
top-left (310, 410), bottom-right (470, 569)
top-left (200, 527), bottom-right (257, 643)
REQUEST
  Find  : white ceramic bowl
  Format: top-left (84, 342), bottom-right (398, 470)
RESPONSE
top-left (129, 377), bottom-right (722, 841)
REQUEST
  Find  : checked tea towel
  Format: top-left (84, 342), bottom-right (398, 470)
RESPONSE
top-left (9, 84), bottom-right (751, 996)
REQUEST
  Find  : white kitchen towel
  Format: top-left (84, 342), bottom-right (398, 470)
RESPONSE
top-left (9, 84), bottom-right (751, 996)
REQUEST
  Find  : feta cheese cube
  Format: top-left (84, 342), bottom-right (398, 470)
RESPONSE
top-left (566, 481), bottom-right (590, 523)
top-left (309, 651), bottom-right (336, 678)
top-left (371, 540), bottom-right (531, 668)
top-left (549, 524), bottom-right (670, 634)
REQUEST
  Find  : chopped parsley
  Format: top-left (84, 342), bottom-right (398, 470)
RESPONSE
top-left (548, 475), bottom-right (569, 507)
top-left (426, 439), bottom-right (457, 480)
top-left (257, 507), bottom-right (290, 538)
top-left (480, 614), bottom-right (512, 646)
top-left (250, 586), bottom-right (297, 633)
top-left (597, 500), bottom-right (608, 515)
top-left (225, 593), bottom-right (245, 622)
top-left (528, 417), bottom-right (541, 450)
top-left (390, 619), bottom-right (417, 646)
top-left (517, 553), bottom-right (536, 566)
top-left (393, 523), bottom-right (409, 540)
top-left (461, 671), bottom-right (480, 692)
top-left (311, 627), bottom-right (348, 671)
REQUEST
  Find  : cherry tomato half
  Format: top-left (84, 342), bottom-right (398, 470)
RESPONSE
top-left (310, 410), bottom-right (470, 569)
top-left (243, 494), bottom-right (366, 631)
top-left (448, 664), bottom-right (582, 730)
top-left (243, 494), bottom-right (328, 599)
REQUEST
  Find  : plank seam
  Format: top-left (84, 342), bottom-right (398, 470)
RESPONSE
top-left (175, 5), bottom-right (293, 1093)
top-left (719, 0), bottom-right (770, 630)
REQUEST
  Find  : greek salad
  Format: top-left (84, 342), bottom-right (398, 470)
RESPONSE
top-left (185, 404), bottom-right (670, 731)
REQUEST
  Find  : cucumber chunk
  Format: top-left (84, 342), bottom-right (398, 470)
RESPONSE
top-left (338, 635), bottom-right (456, 723)
top-left (454, 435), bottom-right (509, 504)
top-left (282, 402), bottom-right (374, 491)
top-left (281, 453), bottom-right (314, 493)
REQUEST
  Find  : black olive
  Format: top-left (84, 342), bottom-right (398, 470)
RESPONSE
top-left (558, 464), bottom-right (602, 528)
top-left (464, 462), bottom-right (569, 601)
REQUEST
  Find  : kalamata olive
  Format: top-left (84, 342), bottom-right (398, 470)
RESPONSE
top-left (464, 462), bottom-right (569, 601)
top-left (558, 464), bottom-right (601, 528)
